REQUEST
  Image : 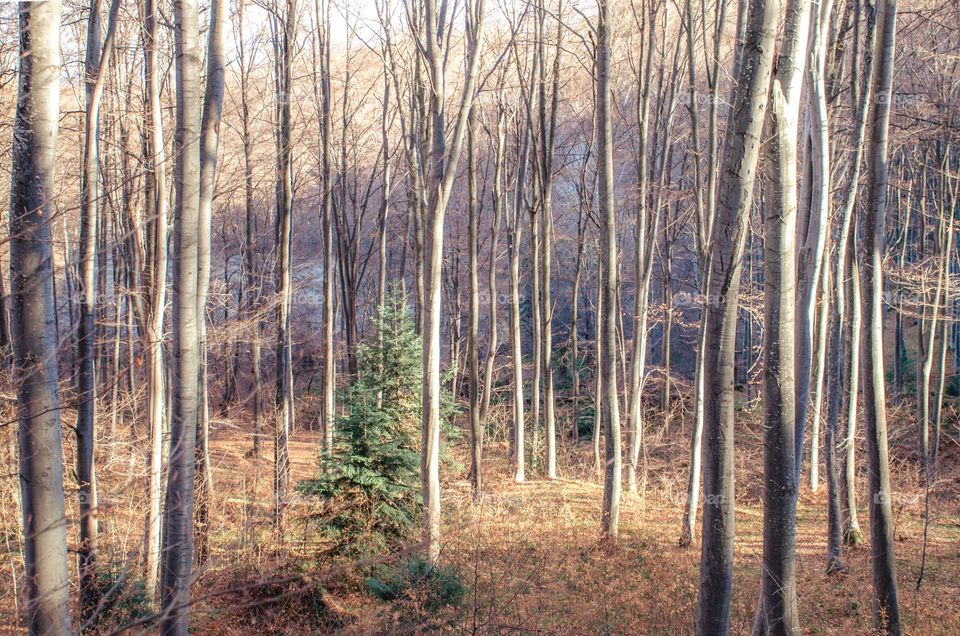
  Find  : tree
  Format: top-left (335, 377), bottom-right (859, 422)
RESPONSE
top-left (298, 288), bottom-right (422, 557)
top-left (10, 0), bottom-right (72, 630)
top-left (413, 0), bottom-right (485, 563)
top-left (159, 0), bottom-right (203, 627)
top-left (696, 0), bottom-right (778, 629)
top-left (141, 0), bottom-right (171, 600)
top-left (272, 0), bottom-right (298, 532)
top-left (76, 0), bottom-right (122, 614)
top-left (860, 0), bottom-right (902, 630)
top-left (596, 0), bottom-right (621, 541)
top-left (194, 0), bottom-right (227, 565)
top-left (754, 0), bottom-right (810, 627)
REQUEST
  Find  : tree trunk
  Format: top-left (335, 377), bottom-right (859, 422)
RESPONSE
top-left (416, 0), bottom-right (484, 563)
top-left (795, 0), bottom-right (834, 485)
top-left (193, 0), bottom-right (226, 566)
top-left (752, 0), bottom-right (809, 622)
top-left (160, 0), bottom-right (203, 626)
top-left (860, 0), bottom-right (902, 630)
top-left (10, 0), bottom-right (73, 629)
top-left (238, 0), bottom-right (264, 459)
top-left (143, 0), bottom-right (170, 601)
top-left (272, 0), bottom-right (297, 533)
top-left (317, 0), bottom-right (336, 454)
top-left (467, 104), bottom-right (483, 500)
top-left (76, 0), bottom-right (121, 614)
top-left (597, 0), bottom-right (621, 541)
top-left (697, 0), bottom-right (778, 628)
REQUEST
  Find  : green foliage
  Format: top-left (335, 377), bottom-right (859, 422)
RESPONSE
top-left (366, 558), bottom-right (466, 611)
top-left (945, 373), bottom-right (960, 398)
top-left (576, 403), bottom-right (596, 439)
top-left (90, 563), bottom-right (152, 629)
top-left (297, 287), bottom-right (423, 557)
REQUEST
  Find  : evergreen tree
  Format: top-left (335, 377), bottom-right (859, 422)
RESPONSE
top-left (299, 287), bottom-right (423, 557)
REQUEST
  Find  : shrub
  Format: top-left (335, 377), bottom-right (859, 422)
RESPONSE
top-left (366, 558), bottom-right (466, 611)
top-left (89, 564), bottom-right (152, 629)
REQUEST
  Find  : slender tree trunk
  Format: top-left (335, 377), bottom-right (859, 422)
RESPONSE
top-left (10, 0), bottom-right (73, 629)
top-left (597, 0), bottom-right (621, 541)
top-left (860, 0), bottom-right (902, 630)
top-left (752, 0), bottom-right (809, 623)
top-left (795, 0), bottom-right (834, 485)
top-left (478, 109), bottom-right (503, 467)
top-left (273, 0), bottom-right (297, 533)
top-left (508, 169), bottom-right (526, 484)
top-left (697, 0), bottom-right (778, 628)
top-left (238, 0), bottom-right (263, 459)
top-left (143, 0), bottom-right (170, 601)
top-left (467, 104), bottom-right (483, 500)
top-left (193, 0), bottom-right (225, 566)
top-left (160, 0), bottom-right (203, 626)
top-left (593, 250), bottom-right (603, 476)
top-left (809, 263), bottom-right (830, 492)
top-left (76, 0), bottom-right (120, 614)
top-left (318, 0), bottom-right (336, 453)
top-left (416, 0), bottom-right (484, 563)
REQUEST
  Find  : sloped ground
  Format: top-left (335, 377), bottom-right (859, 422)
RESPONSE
top-left (185, 403), bottom-right (960, 635)
top-left (0, 399), bottom-right (957, 634)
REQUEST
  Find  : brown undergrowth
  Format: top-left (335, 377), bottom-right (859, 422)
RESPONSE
top-left (0, 396), bottom-right (958, 634)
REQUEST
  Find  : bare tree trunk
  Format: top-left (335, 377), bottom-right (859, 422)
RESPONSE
top-left (416, 0), bottom-right (484, 563)
top-left (681, 0), bottom-right (729, 547)
top-left (752, 0), bottom-right (809, 625)
top-left (317, 0), bottom-right (336, 454)
top-left (809, 263), bottom-right (830, 492)
top-left (160, 0), bottom-right (203, 626)
top-left (508, 132), bottom-right (527, 484)
top-left (193, 0), bottom-right (226, 566)
top-left (538, 3), bottom-right (561, 478)
top-left (844, 249), bottom-right (864, 545)
top-left (467, 103), bottom-right (483, 500)
top-left (593, 248), bottom-right (603, 477)
top-left (626, 28), bottom-right (655, 491)
top-left (10, 0), bottom-right (73, 630)
top-left (794, 0), bottom-right (834, 486)
top-left (478, 104), bottom-right (504, 471)
top-left (237, 0), bottom-right (264, 459)
top-left (837, 0), bottom-right (876, 548)
top-left (597, 0), bottom-right (621, 541)
top-left (143, 0), bottom-right (170, 601)
top-left (860, 0), bottom-right (902, 630)
top-left (697, 0), bottom-right (778, 628)
top-left (272, 0), bottom-right (297, 533)
top-left (76, 0), bottom-right (121, 614)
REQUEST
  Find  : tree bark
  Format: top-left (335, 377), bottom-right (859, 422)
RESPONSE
top-left (160, 0), bottom-right (203, 626)
top-left (272, 0), bottom-right (297, 533)
top-left (597, 0), bottom-right (621, 542)
top-left (860, 0), bottom-right (902, 630)
top-left (696, 0), bottom-right (778, 629)
top-left (194, 0), bottom-right (226, 566)
top-left (142, 0), bottom-right (170, 601)
top-left (10, 0), bottom-right (73, 630)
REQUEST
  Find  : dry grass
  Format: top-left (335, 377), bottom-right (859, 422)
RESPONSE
top-left (1, 397), bottom-right (958, 634)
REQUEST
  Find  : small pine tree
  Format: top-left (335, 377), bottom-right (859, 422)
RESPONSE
top-left (298, 287), bottom-right (423, 557)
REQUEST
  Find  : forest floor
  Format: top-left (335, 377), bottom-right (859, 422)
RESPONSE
top-left (186, 399), bottom-right (960, 634)
top-left (1, 398), bottom-right (959, 634)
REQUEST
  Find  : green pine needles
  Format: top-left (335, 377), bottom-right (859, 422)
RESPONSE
top-left (298, 287), bottom-right (425, 557)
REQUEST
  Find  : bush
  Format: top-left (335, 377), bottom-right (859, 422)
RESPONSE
top-left (576, 403), bottom-right (596, 439)
top-left (366, 558), bottom-right (466, 611)
top-left (89, 564), bottom-right (152, 629)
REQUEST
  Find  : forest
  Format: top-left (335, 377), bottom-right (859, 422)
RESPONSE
top-left (1, 0), bottom-right (959, 632)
